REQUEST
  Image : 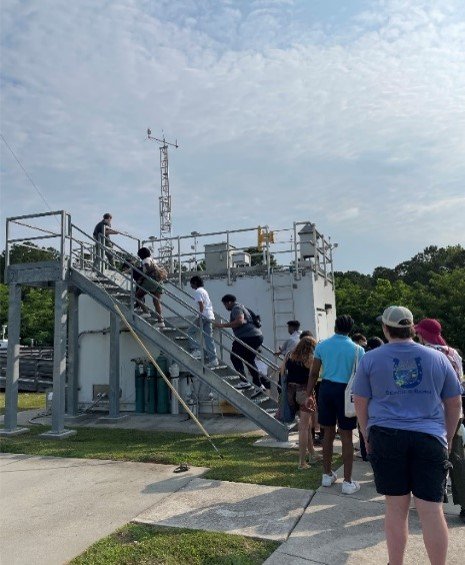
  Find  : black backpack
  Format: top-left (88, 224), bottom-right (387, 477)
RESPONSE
top-left (244, 306), bottom-right (262, 329)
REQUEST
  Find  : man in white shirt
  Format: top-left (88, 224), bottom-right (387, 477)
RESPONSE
top-left (275, 320), bottom-right (302, 357)
top-left (188, 276), bottom-right (218, 368)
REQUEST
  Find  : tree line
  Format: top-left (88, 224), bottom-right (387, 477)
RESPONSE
top-left (1, 243), bottom-right (464, 352)
top-left (335, 245), bottom-right (465, 355)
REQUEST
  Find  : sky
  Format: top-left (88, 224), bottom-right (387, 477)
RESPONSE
top-left (1, 0), bottom-right (465, 273)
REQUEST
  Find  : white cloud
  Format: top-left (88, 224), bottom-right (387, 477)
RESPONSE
top-left (1, 0), bottom-right (465, 273)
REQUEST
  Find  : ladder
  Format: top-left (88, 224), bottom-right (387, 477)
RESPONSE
top-left (271, 271), bottom-right (296, 352)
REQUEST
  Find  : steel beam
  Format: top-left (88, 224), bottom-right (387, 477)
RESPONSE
top-left (0, 283), bottom-right (29, 436)
top-left (66, 288), bottom-right (80, 417)
top-left (40, 280), bottom-right (76, 439)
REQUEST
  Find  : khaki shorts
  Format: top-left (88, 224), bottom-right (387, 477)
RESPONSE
top-left (140, 278), bottom-right (164, 294)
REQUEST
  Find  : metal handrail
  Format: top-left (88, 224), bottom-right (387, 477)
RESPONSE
top-left (68, 238), bottom-right (280, 385)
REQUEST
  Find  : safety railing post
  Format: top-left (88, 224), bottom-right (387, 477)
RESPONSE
top-left (4, 219), bottom-right (10, 282)
top-left (293, 222), bottom-right (299, 280)
top-left (177, 236), bottom-right (182, 287)
top-left (265, 225), bottom-right (271, 281)
top-left (312, 224), bottom-right (318, 278)
top-left (226, 231), bottom-right (231, 286)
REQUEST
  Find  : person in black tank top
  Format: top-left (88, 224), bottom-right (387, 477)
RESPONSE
top-left (280, 336), bottom-right (322, 469)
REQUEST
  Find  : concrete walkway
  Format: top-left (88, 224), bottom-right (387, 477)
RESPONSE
top-left (1, 413), bottom-right (464, 564)
top-left (265, 460), bottom-right (464, 565)
top-left (0, 453), bottom-right (208, 565)
top-left (1, 453), bottom-right (463, 565)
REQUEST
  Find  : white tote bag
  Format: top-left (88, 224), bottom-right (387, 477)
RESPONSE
top-left (344, 349), bottom-right (360, 418)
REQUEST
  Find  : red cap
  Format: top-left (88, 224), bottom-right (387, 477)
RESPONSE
top-left (414, 318), bottom-right (446, 346)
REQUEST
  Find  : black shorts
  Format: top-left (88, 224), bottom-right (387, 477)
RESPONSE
top-left (317, 379), bottom-right (357, 430)
top-left (369, 426), bottom-right (450, 502)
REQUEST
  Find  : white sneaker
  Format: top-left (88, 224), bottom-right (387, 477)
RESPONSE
top-left (141, 312), bottom-right (152, 319)
top-left (341, 480), bottom-right (361, 495)
top-left (322, 471), bottom-right (337, 487)
top-left (206, 359), bottom-right (219, 368)
top-left (155, 321), bottom-right (165, 328)
top-left (191, 349), bottom-right (202, 359)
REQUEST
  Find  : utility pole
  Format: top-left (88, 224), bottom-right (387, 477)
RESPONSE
top-left (147, 129), bottom-right (178, 268)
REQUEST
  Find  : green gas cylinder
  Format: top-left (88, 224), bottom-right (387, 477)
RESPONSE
top-left (145, 363), bottom-right (157, 414)
top-left (156, 354), bottom-right (170, 414)
top-left (135, 362), bottom-right (146, 413)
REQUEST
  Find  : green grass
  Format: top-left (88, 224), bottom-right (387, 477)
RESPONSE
top-left (0, 424), bottom-right (340, 490)
top-left (0, 392), bottom-right (45, 416)
top-left (70, 524), bottom-right (279, 565)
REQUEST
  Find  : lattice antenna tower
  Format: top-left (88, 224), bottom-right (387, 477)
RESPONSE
top-left (147, 129), bottom-right (178, 266)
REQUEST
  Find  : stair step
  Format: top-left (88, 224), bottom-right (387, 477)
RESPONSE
top-left (222, 375), bottom-right (242, 383)
top-left (252, 395), bottom-right (270, 405)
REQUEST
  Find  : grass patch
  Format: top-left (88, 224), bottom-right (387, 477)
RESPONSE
top-left (70, 523), bottom-right (279, 565)
top-left (0, 424), bottom-right (340, 490)
top-left (0, 392), bottom-right (45, 416)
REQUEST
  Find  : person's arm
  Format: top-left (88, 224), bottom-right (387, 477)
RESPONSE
top-left (306, 358), bottom-right (321, 395)
top-left (215, 307), bottom-right (245, 329)
top-left (197, 300), bottom-right (204, 315)
top-left (105, 226), bottom-right (119, 235)
top-left (444, 395), bottom-right (462, 452)
top-left (216, 313), bottom-right (244, 329)
top-left (354, 395), bottom-right (370, 450)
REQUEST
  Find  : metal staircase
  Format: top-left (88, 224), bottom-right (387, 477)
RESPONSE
top-left (69, 263), bottom-right (289, 441)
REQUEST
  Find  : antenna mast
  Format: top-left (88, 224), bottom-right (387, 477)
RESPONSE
top-left (147, 129), bottom-right (179, 267)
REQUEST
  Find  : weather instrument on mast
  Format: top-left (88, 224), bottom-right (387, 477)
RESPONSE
top-left (147, 129), bottom-right (178, 267)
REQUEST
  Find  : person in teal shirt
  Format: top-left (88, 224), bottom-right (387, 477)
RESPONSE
top-left (308, 315), bottom-right (364, 495)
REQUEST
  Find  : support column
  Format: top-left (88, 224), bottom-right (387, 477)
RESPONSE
top-left (100, 312), bottom-right (127, 422)
top-left (0, 283), bottom-right (29, 436)
top-left (40, 280), bottom-right (76, 439)
top-left (65, 288), bottom-right (82, 419)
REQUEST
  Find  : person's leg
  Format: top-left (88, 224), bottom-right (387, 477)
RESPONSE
top-left (414, 498), bottom-right (448, 565)
top-left (187, 319), bottom-right (199, 351)
top-left (231, 340), bottom-right (247, 381)
top-left (242, 337), bottom-right (262, 387)
top-left (322, 425), bottom-right (336, 475)
top-left (298, 410), bottom-right (311, 467)
top-left (135, 288), bottom-right (148, 312)
top-left (105, 248), bottom-right (115, 268)
top-left (317, 380), bottom-right (337, 475)
top-left (410, 431), bottom-right (450, 565)
top-left (333, 382), bottom-right (357, 481)
top-left (202, 319), bottom-right (217, 361)
top-left (385, 494), bottom-right (411, 565)
top-left (339, 429), bottom-right (355, 482)
top-left (151, 291), bottom-right (163, 322)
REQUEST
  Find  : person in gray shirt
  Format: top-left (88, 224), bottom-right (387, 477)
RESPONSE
top-left (216, 294), bottom-right (264, 388)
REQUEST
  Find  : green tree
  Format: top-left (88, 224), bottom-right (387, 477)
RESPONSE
top-left (335, 245), bottom-right (465, 354)
top-left (0, 242), bottom-right (58, 345)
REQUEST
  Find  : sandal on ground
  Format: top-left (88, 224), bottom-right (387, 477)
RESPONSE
top-left (173, 462), bottom-right (190, 473)
top-left (297, 464), bottom-right (311, 470)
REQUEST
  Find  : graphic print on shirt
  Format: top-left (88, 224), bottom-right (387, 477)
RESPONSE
top-left (392, 357), bottom-right (423, 389)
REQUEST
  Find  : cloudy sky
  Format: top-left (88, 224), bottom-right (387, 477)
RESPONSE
top-left (1, 0), bottom-right (465, 273)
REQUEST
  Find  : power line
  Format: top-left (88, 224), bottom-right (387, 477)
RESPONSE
top-left (0, 132), bottom-right (55, 214)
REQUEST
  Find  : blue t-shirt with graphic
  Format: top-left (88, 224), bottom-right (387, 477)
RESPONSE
top-left (314, 334), bottom-right (364, 384)
top-left (353, 341), bottom-right (461, 446)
